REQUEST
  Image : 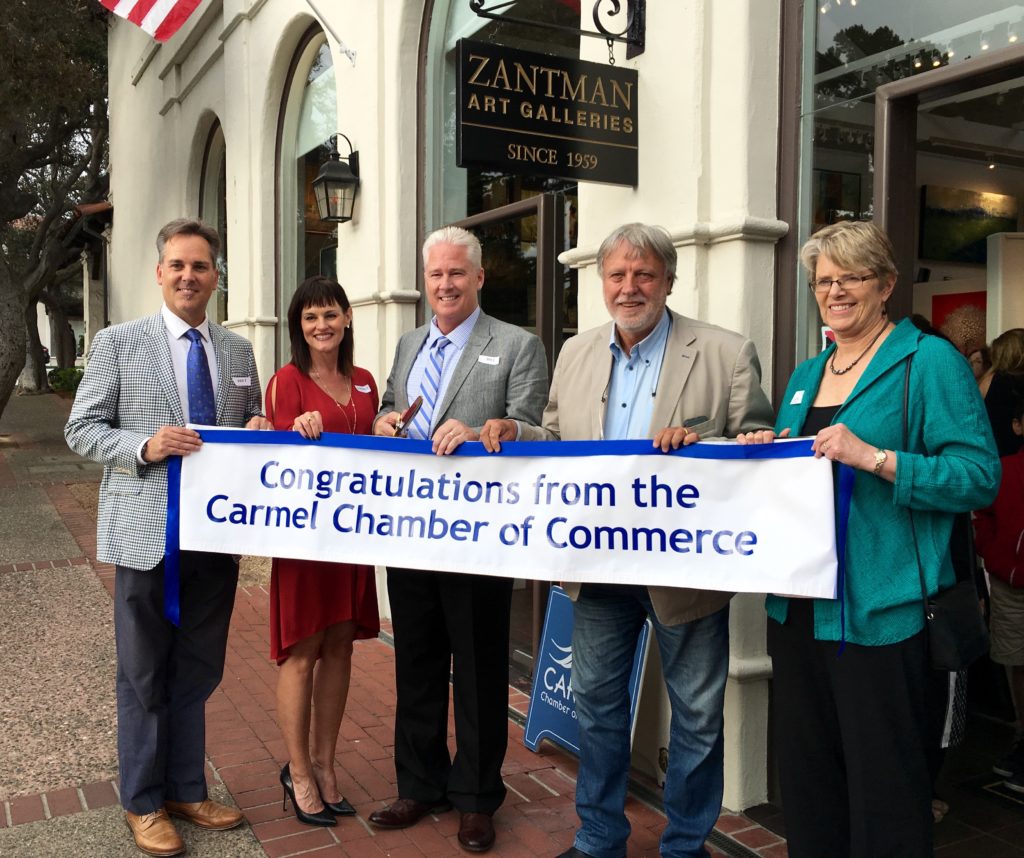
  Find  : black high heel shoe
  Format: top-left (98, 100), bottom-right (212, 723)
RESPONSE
top-left (280, 763), bottom-right (336, 827)
top-left (317, 786), bottom-right (356, 817)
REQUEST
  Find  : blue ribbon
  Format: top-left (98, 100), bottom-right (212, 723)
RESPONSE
top-left (835, 464), bottom-right (856, 654)
top-left (187, 428), bottom-right (818, 460)
top-left (164, 455), bottom-right (183, 626)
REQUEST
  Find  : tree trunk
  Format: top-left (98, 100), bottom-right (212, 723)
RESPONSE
top-left (19, 300), bottom-right (49, 394)
top-left (49, 304), bottom-right (76, 369)
top-left (0, 270), bottom-right (27, 416)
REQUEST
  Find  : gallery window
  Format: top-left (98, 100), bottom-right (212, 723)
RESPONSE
top-left (795, 0), bottom-right (1024, 357)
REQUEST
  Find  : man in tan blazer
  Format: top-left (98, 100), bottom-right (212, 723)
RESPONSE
top-left (482, 223), bottom-right (773, 858)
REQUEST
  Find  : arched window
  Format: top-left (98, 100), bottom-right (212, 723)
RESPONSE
top-left (199, 120), bottom-right (228, 323)
top-left (277, 29), bottom-right (338, 360)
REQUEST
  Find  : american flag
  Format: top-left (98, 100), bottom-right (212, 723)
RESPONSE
top-left (99, 0), bottom-right (203, 42)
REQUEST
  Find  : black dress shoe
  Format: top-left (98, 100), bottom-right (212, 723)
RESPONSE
top-left (458, 812), bottom-right (495, 853)
top-left (555, 849), bottom-right (594, 858)
top-left (317, 788), bottom-right (356, 817)
top-left (368, 797), bottom-right (452, 829)
top-left (280, 764), bottom-right (336, 827)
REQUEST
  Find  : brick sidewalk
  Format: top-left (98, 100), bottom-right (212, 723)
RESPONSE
top-left (0, 392), bottom-right (787, 857)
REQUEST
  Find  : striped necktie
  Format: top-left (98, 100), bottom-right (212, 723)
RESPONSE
top-left (184, 328), bottom-right (216, 425)
top-left (411, 336), bottom-right (451, 440)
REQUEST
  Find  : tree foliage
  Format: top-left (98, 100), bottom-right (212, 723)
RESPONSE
top-left (0, 0), bottom-right (109, 416)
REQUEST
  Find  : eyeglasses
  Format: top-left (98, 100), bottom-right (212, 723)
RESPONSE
top-left (809, 273), bottom-right (878, 293)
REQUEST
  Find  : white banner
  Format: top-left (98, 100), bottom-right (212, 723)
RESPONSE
top-left (172, 431), bottom-right (839, 598)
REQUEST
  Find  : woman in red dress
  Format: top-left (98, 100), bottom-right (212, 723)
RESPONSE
top-left (266, 276), bottom-right (380, 826)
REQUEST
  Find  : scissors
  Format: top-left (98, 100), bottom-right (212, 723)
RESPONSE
top-left (394, 395), bottom-right (424, 437)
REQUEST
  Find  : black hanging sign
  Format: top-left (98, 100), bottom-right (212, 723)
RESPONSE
top-left (456, 39), bottom-right (638, 187)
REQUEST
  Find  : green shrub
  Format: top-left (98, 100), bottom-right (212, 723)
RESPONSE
top-left (48, 367), bottom-right (84, 392)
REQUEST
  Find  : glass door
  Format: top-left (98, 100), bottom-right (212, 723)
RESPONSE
top-left (452, 190), bottom-right (577, 690)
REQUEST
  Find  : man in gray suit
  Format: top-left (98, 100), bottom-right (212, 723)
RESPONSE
top-left (369, 226), bottom-right (548, 853)
top-left (482, 223), bottom-right (774, 858)
top-left (66, 219), bottom-right (270, 857)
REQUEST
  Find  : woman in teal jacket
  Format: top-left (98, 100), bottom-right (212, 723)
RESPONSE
top-left (739, 221), bottom-right (999, 858)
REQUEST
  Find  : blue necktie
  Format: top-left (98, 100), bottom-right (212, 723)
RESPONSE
top-left (411, 336), bottom-right (451, 440)
top-left (184, 328), bottom-right (216, 425)
top-left (167, 329), bottom-right (215, 626)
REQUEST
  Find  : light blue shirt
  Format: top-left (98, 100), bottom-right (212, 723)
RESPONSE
top-left (406, 307), bottom-right (481, 435)
top-left (603, 310), bottom-right (671, 440)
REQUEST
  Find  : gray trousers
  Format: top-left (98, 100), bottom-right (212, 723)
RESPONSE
top-left (114, 553), bottom-right (238, 814)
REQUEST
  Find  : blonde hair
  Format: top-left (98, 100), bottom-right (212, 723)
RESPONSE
top-left (800, 220), bottom-right (898, 281)
top-left (991, 328), bottom-right (1024, 374)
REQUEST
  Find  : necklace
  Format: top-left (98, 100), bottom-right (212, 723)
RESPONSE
top-left (312, 369), bottom-right (357, 433)
top-left (829, 322), bottom-right (888, 376)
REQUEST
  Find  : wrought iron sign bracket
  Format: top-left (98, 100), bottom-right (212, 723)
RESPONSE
top-left (469, 0), bottom-right (645, 60)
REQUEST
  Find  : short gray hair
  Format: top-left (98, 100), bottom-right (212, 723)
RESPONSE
top-left (596, 223), bottom-right (677, 283)
top-left (800, 220), bottom-right (898, 281)
top-left (156, 218), bottom-right (221, 263)
top-left (422, 225), bottom-right (482, 269)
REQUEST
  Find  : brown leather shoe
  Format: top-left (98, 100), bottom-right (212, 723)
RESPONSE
top-left (458, 812), bottom-right (495, 852)
top-left (125, 809), bottom-right (184, 857)
top-left (165, 798), bottom-right (244, 830)
top-left (368, 797), bottom-right (452, 829)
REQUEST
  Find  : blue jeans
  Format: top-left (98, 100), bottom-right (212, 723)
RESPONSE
top-left (571, 585), bottom-right (729, 858)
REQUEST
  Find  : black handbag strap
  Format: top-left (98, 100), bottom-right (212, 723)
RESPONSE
top-left (902, 353), bottom-right (932, 619)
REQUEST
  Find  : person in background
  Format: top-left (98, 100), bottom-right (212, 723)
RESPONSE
top-left (739, 220), bottom-right (999, 858)
top-left (968, 345), bottom-right (991, 381)
top-left (974, 395), bottom-right (1024, 794)
top-left (981, 328), bottom-right (1024, 457)
top-left (908, 313), bottom-right (977, 825)
top-left (65, 218), bottom-right (271, 857)
top-left (265, 276), bottom-right (380, 827)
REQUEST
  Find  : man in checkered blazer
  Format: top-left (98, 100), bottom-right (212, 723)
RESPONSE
top-left (66, 218), bottom-right (270, 857)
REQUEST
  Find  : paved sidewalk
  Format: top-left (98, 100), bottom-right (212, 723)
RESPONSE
top-left (0, 392), bottom-right (787, 858)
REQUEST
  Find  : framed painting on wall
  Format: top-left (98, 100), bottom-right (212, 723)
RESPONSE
top-left (918, 185), bottom-right (1019, 264)
top-left (911, 277), bottom-right (986, 344)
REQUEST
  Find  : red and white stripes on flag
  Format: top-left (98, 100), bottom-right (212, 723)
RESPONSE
top-left (99, 0), bottom-right (203, 42)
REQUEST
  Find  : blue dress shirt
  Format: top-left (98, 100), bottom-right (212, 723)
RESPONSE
top-left (603, 310), bottom-right (672, 440)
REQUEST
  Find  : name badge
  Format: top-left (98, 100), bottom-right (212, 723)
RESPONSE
top-left (790, 390), bottom-right (805, 405)
top-left (478, 355), bottom-right (500, 366)
top-left (354, 384), bottom-right (371, 393)
top-left (232, 376), bottom-right (252, 387)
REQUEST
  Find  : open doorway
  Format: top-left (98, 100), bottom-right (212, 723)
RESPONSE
top-left (872, 44), bottom-right (1024, 841)
top-left (452, 190), bottom-right (578, 692)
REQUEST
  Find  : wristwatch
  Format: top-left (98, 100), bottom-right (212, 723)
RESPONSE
top-left (872, 448), bottom-right (888, 475)
top-left (140, 439), bottom-right (150, 462)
